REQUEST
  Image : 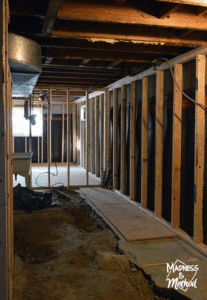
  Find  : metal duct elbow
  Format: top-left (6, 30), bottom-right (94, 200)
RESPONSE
top-left (8, 33), bottom-right (42, 98)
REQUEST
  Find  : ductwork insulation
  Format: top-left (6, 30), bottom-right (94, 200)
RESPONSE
top-left (8, 33), bottom-right (42, 98)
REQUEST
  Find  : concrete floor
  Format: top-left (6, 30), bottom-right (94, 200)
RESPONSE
top-left (80, 188), bottom-right (207, 300)
top-left (13, 163), bottom-right (100, 188)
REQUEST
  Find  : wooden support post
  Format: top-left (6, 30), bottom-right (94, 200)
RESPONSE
top-left (95, 96), bottom-right (100, 177)
top-left (155, 71), bottom-right (164, 218)
top-left (141, 77), bottom-right (148, 208)
top-left (121, 85), bottom-right (126, 194)
top-left (100, 94), bottom-right (104, 178)
top-left (47, 89), bottom-right (51, 188)
top-left (80, 106), bottom-right (83, 167)
top-left (194, 54), bottom-right (206, 243)
top-left (171, 64), bottom-right (182, 229)
top-left (72, 103), bottom-right (77, 163)
top-left (38, 137), bottom-right (40, 164)
top-left (113, 88), bottom-right (118, 189)
top-left (61, 103), bottom-right (64, 163)
top-left (86, 91), bottom-right (90, 185)
top-left (41, 103), bottom-right (44, 163)
top-left (130, 82), bottom-right (136, 199)
top-left (25, 136), bottom-right (27, 152)
top-left (76, 104), bottom-right (80, 165)
top-left (67, 90), bottom-right (71, 187)
top-left (84, 102), bottom-right (87, 169)
top-left (106, 90), bottom-right (111, 170)
top-left (104, 90), bottom-right (110, 170)
top-left (91, 98), bottom-right (95, 174)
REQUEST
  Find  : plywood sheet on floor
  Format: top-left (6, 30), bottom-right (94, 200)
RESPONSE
top-left (80, 188), bottom-right (177, 242)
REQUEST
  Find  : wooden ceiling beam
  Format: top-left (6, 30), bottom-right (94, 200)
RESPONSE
top-left (44, 47), bottom-right (175, 63)
top-left (156, 0), bottom-right (207, 7)
top-left (57, 1), bottom-right (207, 31)
top-left (38, 38), bottom-right (191, 54)
top-left (40, 73), bottom-right (121, 80)
top-left (38, 77), bottom-right (115, 84)
top-left (158, 3), bottom-right (181, 18)
top-left (52, 20), bottom-right (207, 47)
top-left (42, 0), bottom-right (63, 37)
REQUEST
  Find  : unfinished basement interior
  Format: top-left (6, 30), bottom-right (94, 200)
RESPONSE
top-left (1, 0), bottom-right (207, 299)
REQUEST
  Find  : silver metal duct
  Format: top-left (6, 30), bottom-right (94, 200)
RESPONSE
top-left (8, 33), bottom-right (42, 98)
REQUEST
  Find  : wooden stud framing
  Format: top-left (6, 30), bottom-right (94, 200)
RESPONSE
top-left (61, 103), bottom-right (65, 163)
top-left (171, 64), bottom-right (183, 229)
top-left (155, 71), bottom-right (164, 218)
top-left (95, 96), bottom-right (100, 177)
top-left (86, 91), bottom-right (90, 185)
top-left (106, 90), bottom-right (111, 170)
top-left (130, 81), bottom-right (136, 200)
top-left (194, 54), bottom-right (206, 243)
top-left (141, 77), bottom-right (148, 209)
top-left (38, 137), bottom-right (40, 164)
top-left (72, 103), bottom-right (77, 163)
top-left (84, 101), bottom-right (87, 169)
top-left (41, 103), bottom-right (44, 163)
top-left (104, 90), bottom-right (110, 170)
top-left (67, 90), bottom-right (70, 187)
top-left (100, 93), bottom-right (104, 178)
top-left (113, 88), bottom-right (118, 189)
top-left (121, 85), bottom-right (127, 194)
top-left (76, 103), bottom-right (81, 165)
top-left (47, 89), bottom-right (51, 187)
top-left (90, 98), bottom-right (95, 174)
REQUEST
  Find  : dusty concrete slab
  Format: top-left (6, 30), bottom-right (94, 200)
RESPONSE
top-left (119, 238), bottom-right (207, 300)
top-left (80, 187), bottom-right (207, 300)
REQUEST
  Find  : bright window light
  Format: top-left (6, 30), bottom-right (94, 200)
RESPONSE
top-left (12, 107), bottom-right (43, 137)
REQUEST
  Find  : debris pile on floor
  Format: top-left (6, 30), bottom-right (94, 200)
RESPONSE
top-left (13, 183), bottom-right (59, 212)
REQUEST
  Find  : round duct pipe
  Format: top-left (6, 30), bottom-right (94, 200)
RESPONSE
top-left (8, 33), bottom-right (42, 97)
top-left (9, 33), bottom-right (42, 73)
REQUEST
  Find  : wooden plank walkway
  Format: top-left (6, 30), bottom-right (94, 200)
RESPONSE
top-left (80, 188), bottom-right (177, 242)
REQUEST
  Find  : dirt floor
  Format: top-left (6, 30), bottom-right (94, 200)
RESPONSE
top-left (13, 189), bottom-right (171, 300)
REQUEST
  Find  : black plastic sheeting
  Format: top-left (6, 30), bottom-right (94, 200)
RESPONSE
top-left (180, 90), bottom-right (195, 237)
top-left (125, 102), bottom-right (131, 196)
top-left (162, 93), bottom-right (173, 222)
top-left (109, 107), bottom-right (113, 172)
top-left (13, 183), bottom-right (59, 213)
top-left (117, 104), bottom-right (121, 190)
top-left (147, 96), bottom-right (156, 212)
top-left (135, 81), bottom-right (142, 203)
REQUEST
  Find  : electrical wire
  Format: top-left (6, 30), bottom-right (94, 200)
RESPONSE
top-left (153, 57), bottom-right (207, 110)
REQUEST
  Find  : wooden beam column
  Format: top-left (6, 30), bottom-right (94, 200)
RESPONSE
top-left (194, 54), bottom-right (206, 243)
top-left (113, 89), bottom-right (118, 189)
top-left (72, 103), bottom-right (77, 163)
top-left (130, 81), bottom-right (136, 200)
top-left (61, 103), bottom-right (65, 163)
top-left (171, 64), bottom-right (182, 229)
top-left (100, 94), bottom-right (104, 178)
top-left (155, 71), bottom-right (164, 218)
top-left (95, 96), bottom-right (100, 177)
top-left (141, 77), bottom-right (148, 208)
top-left (91, 98), bottom-right (95, 174)
top-left (76, 103), bottom-right (80, 165)
top-left (104, 89), bottom-right (110, 171)
top-left (86, 91), bottom-right (90, 185)
top-left (67, 90), bottom-right (71, 187)
top-left (47, 89), bottom-right (51, 187)
top-left (41, 102), bottom-right (44, 163)
top-left (121, 85), bottom-right (126, 194)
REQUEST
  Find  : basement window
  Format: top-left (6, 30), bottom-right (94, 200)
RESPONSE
top-left (81, 105), bottom-right (86, 121)
top-left (12, 106), bottom-right (43, 137)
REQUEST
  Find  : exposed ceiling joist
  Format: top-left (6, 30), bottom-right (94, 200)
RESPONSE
top-left (44, 47), bottom-right (174, 63)
top-left (57, 1), bottom-right (207, 31)
top-left (42, 0), bottom-right (62, 37)
top-left (157, 0), bottom-right (207, 7)
top-left (158, 3), bottom-right (181, 18)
